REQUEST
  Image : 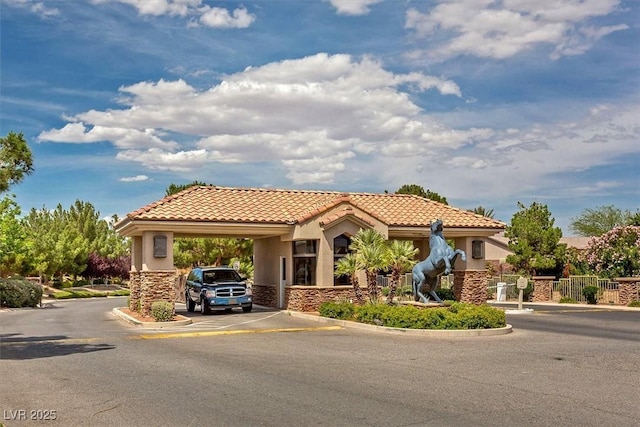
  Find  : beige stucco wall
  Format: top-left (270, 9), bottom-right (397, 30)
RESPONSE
top-left (145, 231), bottom-right (174, 270)
top-left (454, 236), bottom-right (486, 270)
top-left (254, 236), bottom-right (290, 286)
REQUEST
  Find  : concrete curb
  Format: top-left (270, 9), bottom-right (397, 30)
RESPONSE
top-left (285, 311), bottom-right (513, 337)
top-left (112, 307), bottom-right (193, 328)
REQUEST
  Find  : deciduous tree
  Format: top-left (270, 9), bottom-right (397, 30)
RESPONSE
top-left (570, 205), bottom-right (635, 237)
top-left (0, 195), bottom-right (27, 277)
top-left (0, 131), bottom-right (34, 193)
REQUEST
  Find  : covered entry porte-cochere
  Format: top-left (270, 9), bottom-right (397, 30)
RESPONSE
top-left (115, 186), bottom-right (505, 313)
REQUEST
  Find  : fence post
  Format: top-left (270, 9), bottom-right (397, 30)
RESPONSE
top-left (532, 276), bottom-right (554, 302)
top-left (616, 278), bottom-right (640, 306)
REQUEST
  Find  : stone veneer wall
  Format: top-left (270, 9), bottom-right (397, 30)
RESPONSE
top-left (453, 270), bottom-right (487, 305)
top-left (616, 278), bottom-right (640, 306)
top-left (532, 276), bottom-right (554, 302)
top-left (139, 270), bottom-right (177, 316)
top-left (253, 284), bottom-right (364, 312)
top-left (286, 286), bottom-right (360, 312)
top-left (129, 271), bottom-right (141, 311)
top-left (253, 284), bottom-right (278, 308)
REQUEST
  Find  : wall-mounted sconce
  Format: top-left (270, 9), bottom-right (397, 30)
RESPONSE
top-left (472, 239), bottom-right (484, 259)
top-left (153, 235), bottom-right (167, 258)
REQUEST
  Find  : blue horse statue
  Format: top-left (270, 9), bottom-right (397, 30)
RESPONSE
top-left (412, 219), bottom-right (466, 303)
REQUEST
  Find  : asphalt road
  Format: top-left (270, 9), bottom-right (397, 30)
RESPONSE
top-left (1, 298), bottom-right (639, 427)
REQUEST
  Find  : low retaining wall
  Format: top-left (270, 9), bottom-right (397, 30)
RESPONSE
top-left (253, 284), bottom-right (363, 312)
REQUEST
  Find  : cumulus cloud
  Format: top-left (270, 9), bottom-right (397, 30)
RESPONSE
top-left (39, 53), bottom-right (467, 184)
top-left (405, 0), bottom-right (628, 61)
top-left (197, 6), bottom-right (255, 28)
top-left (89, 0), bottom-right (255, 28)
top-left (37, 53), bottom-right (638, 197)
top-left (327, 0), bottom-right (383, 16)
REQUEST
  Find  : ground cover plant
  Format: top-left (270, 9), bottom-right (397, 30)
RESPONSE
top-left (319, 301), bottom-right (506, 330)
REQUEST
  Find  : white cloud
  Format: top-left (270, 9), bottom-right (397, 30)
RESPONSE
top-left (91, 0), bottom-right (200, 16)
top-left (37, 53), bottom-right (639, 199)
top-left (39, 53), bottom-right (465, 184)
top-left (405, 0), bottom-right (628, 61)
top-left (197, 6), bottom-right (255, 28)
top-left (119, 175), bottom-right (149, 182)
top-left (328, 0), bottom-right (383, 16)
top-left (1, 0), bottom-right (59, 17)
top-left (89, 0), bottom-right (255, 28)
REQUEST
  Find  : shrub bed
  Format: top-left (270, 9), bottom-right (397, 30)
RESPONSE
top-left (0, 278), bottom-right (43, 308)
top-left (319, 301), bottom-right (506, 330)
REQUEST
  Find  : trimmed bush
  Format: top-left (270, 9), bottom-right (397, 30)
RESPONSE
top-left (436, 288), bottom-right (456, 301)
top-left (319, 301), bottom-right (506, 330)
top-left (108, 290), bottom-right (130, 297)
top-left (559, 296), bottom-right (578, 304)
top-left (0, 278), bottom-right (43, 308)
top-left (318, 301), bottom-right (355, 319)
top-left (151, 301), bottom-right (174, 322)
top-left (582, 285), bottom-right (600, 304)
top-left (628, 300), bottom-right (640, 308)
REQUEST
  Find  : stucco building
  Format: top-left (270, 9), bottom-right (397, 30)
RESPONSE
top-left (115, 186), bottom-right (505, 313)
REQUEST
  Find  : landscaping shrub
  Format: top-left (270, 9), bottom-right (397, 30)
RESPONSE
top-left (318, 301), bottom-right (355, 319)
top-left (108, 290), bottom-right (130, 297)
top-left (51, 290), bottom-right (105, 299)
top-left (582, 285), bottom-right (600, 304)
top-left (627, 300), bottom-right (640, 308)
top-left (0, 278), bottom-right (43, 308)
top-left (321, 302), bottom-right (506, 330)
top-left (151, 301), bottom-right (174, 322)
top-left (436, 288), bottom-right (456, 301)
top-left (559, 296), bottom-right (578, 304)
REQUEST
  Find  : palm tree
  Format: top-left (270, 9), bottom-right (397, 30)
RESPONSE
top-left (334, 253), bottom-right (364, 304)
top-left (471, 206), bottom-right (495, 218)
top-left (350, 229), bottom-right (387, 303)
top-left (384, 240), bottom-right (418, 304)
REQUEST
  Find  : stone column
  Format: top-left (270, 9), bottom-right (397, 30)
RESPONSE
top-left (453, 270), bottom-right (488, 305)
top-left (139, 270), bottom-right (177, 316)
top-left (616, 278), bottom-right (640, 306)
top-left (532, 276), bottom-right (554, 302)
top-left (129, 271), bottom-right (141, 311)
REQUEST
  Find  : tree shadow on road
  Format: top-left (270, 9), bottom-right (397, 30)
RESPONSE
top-left (0, 333), bottom-right (115, 360)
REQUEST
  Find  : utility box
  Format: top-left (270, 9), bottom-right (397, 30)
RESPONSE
top-left (496, 282), bottom-right (507, 302)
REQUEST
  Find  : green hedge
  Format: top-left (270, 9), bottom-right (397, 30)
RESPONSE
top-left (319, 301), bottom-right (506, 330)
top-left (0, 278), bottom-right (43, 308)
top-left (51, 289), bottom-right (130, 299)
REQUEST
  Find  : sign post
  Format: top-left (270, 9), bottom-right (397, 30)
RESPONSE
top-left (516, 277), bottom-right (528, 310)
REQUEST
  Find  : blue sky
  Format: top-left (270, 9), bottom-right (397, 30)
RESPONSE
top-left (1, 0), bottom-right (638, 235)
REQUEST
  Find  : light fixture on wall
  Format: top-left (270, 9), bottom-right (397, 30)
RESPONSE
top-left (472, 239), bottom-right (484, 259)
top-left (153, 235), bottom-right (167, 258)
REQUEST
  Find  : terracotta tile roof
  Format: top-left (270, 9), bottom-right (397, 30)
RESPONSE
top-left (125, 186), bottom-right (505, 229)
top-left (319, 206), bottom-right (376, 228)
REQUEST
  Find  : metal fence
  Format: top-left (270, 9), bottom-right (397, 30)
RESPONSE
top-left (551, 276), bottom-right (620, 304)
top-left (487, 274), bottom-right (522, 301)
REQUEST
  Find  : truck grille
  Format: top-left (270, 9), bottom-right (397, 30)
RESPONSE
top-left (217, 287), bottom-right (246, 297)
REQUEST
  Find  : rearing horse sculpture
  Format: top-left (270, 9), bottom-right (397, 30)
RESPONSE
top-left (412, 219), bottom-right (466, 303)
